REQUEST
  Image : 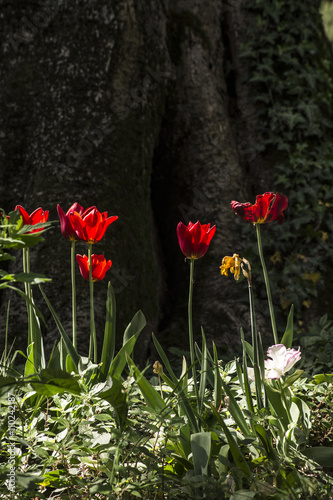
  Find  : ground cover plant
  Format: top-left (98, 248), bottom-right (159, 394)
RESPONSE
top-left (1, 194), bottom-right (333, 499)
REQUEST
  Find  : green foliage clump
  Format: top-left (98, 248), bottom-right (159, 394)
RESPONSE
top-left (240, 0), bottom-right (333, 323)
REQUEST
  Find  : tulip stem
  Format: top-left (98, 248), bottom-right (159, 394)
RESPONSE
top-left (278, 379), bottom-right (292, 424)
top-left (23, 248), bottom-right (32, 345)
top-left (256, 224), bottom-right (279, 344)
top-left (71, 241), bottom-right (77, 351)
top-left (188, 258), bottom-right (198, 399)
top-left (88, 244), bottom-right (97, 363)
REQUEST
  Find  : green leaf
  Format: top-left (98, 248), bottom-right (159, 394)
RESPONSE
top-left (213, 342), bottom-right (222, 410)
top-left (198, 328), bottom-right (208, 414)
top-left (152, 334), bottom-right (199, 433)
top-left (242, 340), bottom-right (254, 364)
top-left (302, 447), bottom-right (333, 467)
top-left (152, 333), bottom-right (179, 386)
top-left (0, 376), bottom-right (19, 397)
top-left (126, 355), bottom-right (165, 412)
top-left (100, 282), bottom-right (116, 378)
top-left (281, 304), bottom-right (294, 348)
top-left (39, 285), bottom-right (79, 372)
top-left (230, 491), bottom-right (257, 500)
top-left (24, 343), bottom-right (36, 378)
top-left (191, 431), bottom-right (211, 476)
top-left (220, 378), bottom-right (251, 436)
top-left (282, 369), bottom-right (304, 388)
top-left (254, 423), bottom-right (279, 462)
top-left (109, 336), bottom-right (136, 380)
top-left (0, 272), bottom-right (51, 284)
top-left (30, 368), bottom-right (81, 397)
top-left (264, 382), bottom-right (288, 430)
top-left (313, 373), bottom-right (333, 384)
top-left (123, 310), bottom-right (146, 346)
top-left (209, 403), bottom-right (252, 479)
top-left (99, 377), bottom-right (128, 430)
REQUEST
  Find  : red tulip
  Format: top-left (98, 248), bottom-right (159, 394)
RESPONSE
top-left (177, 220), bottom-right (216, 259)
top-left (231, 192), bottom-right (288, 225)
top-left (15, 205), bottom-right (49, 233)
top-left (70, 207), bottom-right (118, 243)
top-left (57, 203), bottom-right (85, 240)
top-left (76, 254), bottom-right (112, 281)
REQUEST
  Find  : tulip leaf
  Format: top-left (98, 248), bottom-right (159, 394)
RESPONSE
top-left (208, 402), bottom-right (253, 479)
top-left (191, 431), bottom-right (211, 476)
top-left (220, 377), bottom-right (251, 437)
top-left (213, 342), bottom-right (222, 410)
top-left (123, 310), bottom-right (146, 346)
top-left (109, 336), bottom-right (136, 380)
top-left (126, 354), bottom-right (165, 412)
top-left (24, 343), bottom-right (36, 378)
top-left (39, 285), bottom-right (79, 372)
top-left (281, 304), bottom-right (294, 348)
top-left (152, 334), bottom-right (199, 433)
top-left (282, 369), bottom-right (304, 388)
top-left (242, 339), bottom-right (254, 364)
top-left (152, 333), bottom-right (178, 386)
top-left (198, 328), bottom-right (208, 414)
top-left (264, 382), bottom-right (289, 430)
top-left (100, 282), bottom-right (116, 378)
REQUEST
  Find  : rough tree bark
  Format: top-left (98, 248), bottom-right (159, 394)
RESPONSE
top-left (0, 0), bottom-right (291, 363)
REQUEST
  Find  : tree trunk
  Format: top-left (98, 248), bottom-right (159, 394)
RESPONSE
top-left (1, 1), bottom-right (330, 364)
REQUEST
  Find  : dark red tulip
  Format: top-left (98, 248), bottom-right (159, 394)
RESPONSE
top-left (231, 192), bottom-right (288, 225)
top-left (57, 203), bottom-right (85, 241)
top-left (177, 220), bottom-right (216, 259)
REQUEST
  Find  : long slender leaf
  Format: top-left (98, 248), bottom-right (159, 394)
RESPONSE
top-left (220, 378), bottom-right (251, 437)
top-left (198, 328), bottom-right (208, 414)
top-left (195, 342), bottom-right (214, 388)
top-left (123, 310), bottom-right (146, 346)
top-left (152, 336), bottom-right (199, 433)
top-left (152, 333), bottom-right (179, 385)
top-left (209, 403), bottom-right (253, 479)
top-left (281, 304), bottom-right (294, 348)
top-left (109, 336), bottom-right (136, 380)
top-left (39, 286), bottom-right (79, 371)
top-left (100, 282), bottom-right (116, 378)
top-left (213, 342), bottom-right (222, 410)
top-left (24, 343), bottom-right (36, 378)
top-left (126, 355), bottom-right (165, 412)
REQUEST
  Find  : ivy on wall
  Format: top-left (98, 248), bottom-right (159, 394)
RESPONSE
top-left (240, 0), bottom-right (333, 327)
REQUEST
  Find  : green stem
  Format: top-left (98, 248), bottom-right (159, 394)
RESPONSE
top-left (256, 224), bottom-right (278, 344)
top-left (71, 241), bottom-right (77, 350)
top-left (23, 248), bottom-right (32, 345)
top-left (278, 379), bottom-right (292, 424)
top-left (188, 258), bottom-right (198, 398)
top-left (88, 244), bottom-right (97, 363)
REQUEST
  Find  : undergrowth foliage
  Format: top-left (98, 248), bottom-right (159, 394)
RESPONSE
top-left (1, 198), bottom-right (333, 499)
top-left (240, 0), bottom-right (333, 324)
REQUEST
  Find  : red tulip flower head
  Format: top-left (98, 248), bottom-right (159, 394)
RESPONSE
top-left (70, 207), bottom-right (118, 243)
top-left (57, 203), bottom-right (85, 241)
top-left (15, 205), bottom-right (49, 233)
top-left (177, 220), bottom-right (216, 259)
top-left (76, 254), bottom-right (112, 281)
top-left (231, 192), bottom-right (288, 225)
